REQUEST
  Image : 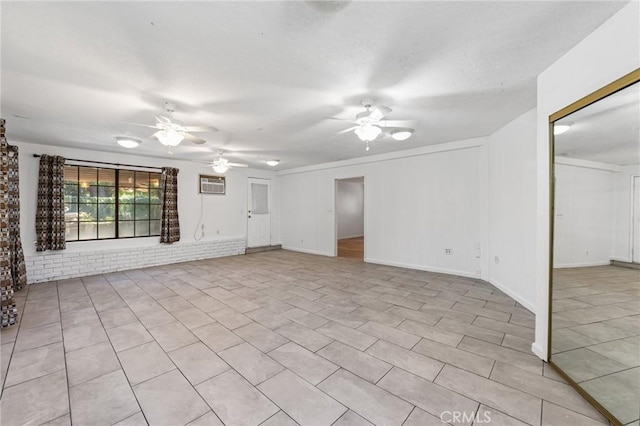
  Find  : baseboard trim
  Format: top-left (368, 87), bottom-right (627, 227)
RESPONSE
top-left (488, 278), bottom-right (535, 313)
top-left (554, 261), bottom-right (610, 268)
top-left (281, 246), bottom-right (333, 257)
top-left (364, 258), bottom-right (479, 279)
top-left (531, 342), bottom-right (547, 361)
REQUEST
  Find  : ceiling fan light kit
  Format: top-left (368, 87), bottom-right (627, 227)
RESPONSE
top-left (391, 129), bottom-right (413, 141)
top-left (355, 123), bottom-right (382, 142)
top-left (155, 128), bottom-right (185, 147)
top-left (115, 137), bottom-right (141, 149)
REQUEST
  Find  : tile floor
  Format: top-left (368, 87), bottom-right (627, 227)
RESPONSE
top-left (1, 250), bottom-right (611, 426)
top-left (551, 265), bottom-right (640, 425)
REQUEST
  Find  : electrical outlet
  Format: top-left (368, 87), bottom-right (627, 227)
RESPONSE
top-left (445, 248), bottom-right (453, 255)
top-left (494, 256), bottom-right (500, 264)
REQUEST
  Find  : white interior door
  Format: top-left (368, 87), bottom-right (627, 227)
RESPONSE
top-left (633, 176), bottom-right (640, 263)
top-left (247, 178), bottom-right (271, 248)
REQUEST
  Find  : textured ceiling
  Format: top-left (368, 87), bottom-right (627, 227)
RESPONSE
top-left (555, 81), bottom-right (640, 166)
top-left (1, 1), bottom-right (628, 170)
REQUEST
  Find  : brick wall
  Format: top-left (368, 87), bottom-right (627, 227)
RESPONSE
top-left (25, 238), bottom-right (247, 283)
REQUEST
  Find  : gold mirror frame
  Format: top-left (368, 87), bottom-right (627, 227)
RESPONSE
top-left (547, 67), bottom-right (640, 426)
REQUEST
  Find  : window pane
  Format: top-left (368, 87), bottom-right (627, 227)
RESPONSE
top-left (135, 220), bottom-right (150, 237)
top-left (119, 186), bottom-right (134, 203)
top-left (98, 204), bottom-right (115, 221)
top-left (150, 220), bottom-right (161, 236)
top-left (149, 189), bottom-right (161, 204)
top-left (65, 204), bottom-right (79, 223)
top-left (98, 168), bottom-right (115, 186)
top-left (98, 222), bottom-right (115, 239)
top-left (251, 183), bottom-right (269, 214)
top-left (135, 172), bottom-right (150, 188)
top-left (119, 204), bottom-right (134, 220)
top-left (64, 184), bottom-right (78, 204)
top-left (150, 174), bottom-right (161, 188)
top-left (120, 170), bottom-right (135, 186)
top-left (150, 204), bottom-right (162, 220)
top-left (119, 221), bottom-right (135, 238)
top-left (65, 222), bottom-right (78, 241)
top-left (135, 188), bottom-right (149, 203)
top-left (79, 203), bottom-right (97, 221)
top-left (98, 186), bottom-right (115, 199)
top-left (79, 167), bottom-right (98, 186)
top-left (64, 165), bottom-right (78, 183)
top-left (79, 186), bottom-right (96, 203)
top-left (135, 204), bottom-right (149, 220)
top-left (79, 222), bottom-right (97, 240)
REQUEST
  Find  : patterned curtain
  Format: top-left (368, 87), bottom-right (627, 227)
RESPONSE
top-left (8, 146), bottom-right (27, 291)
top-left (0, 118), bottom-right (18, 328)
top-left (36, 154), bottom-right (66, 251)
top-left (160, 167), bottom-right (180, 243)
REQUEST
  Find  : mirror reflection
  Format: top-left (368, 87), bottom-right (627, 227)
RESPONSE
top-left (551, 81), bottom-right (640, 425)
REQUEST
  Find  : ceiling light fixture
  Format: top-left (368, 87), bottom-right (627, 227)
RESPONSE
top-left (354, 123), bottom-right (382, 142)
top-left (115, 137), bottom-right (141, 149)
top-left (554, 124), bottom-right (571, 135)
top-left (213, 164), bottom-right (229, 174)
top-left (155, 128), bottom-right (185, 146)
top-left (391, 129), bottom-right (414, 141)
top-left (265, 160), bottom-right (280, 167)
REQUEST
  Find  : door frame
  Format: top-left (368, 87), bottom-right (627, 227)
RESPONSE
top-left (632, 175), bottom-right (640, 263)
top-left (334, 176), bottom-right (366, 259)
top-left (247, 177), bottom-right (272, 248)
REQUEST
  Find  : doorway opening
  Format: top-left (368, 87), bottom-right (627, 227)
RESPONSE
top-left (335, 177), bottom-right (364, 261)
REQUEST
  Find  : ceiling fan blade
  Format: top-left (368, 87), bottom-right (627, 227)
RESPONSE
top-left (325, 116), bottom-right (354, 122)
top-left (183, 133), bottom-right (207, 144)
top-left (150, 130), bottom-right (163, 139)
top-left (122, 122), bottom-right (161, 129)
top-left (227, 162), bottom-right (249, 168)
top-left (336, 126), bottom-right (359, 134)
top-left (369, 106), bottom-right (392, 121)
top-left (183, 125), bottom-right (219, 133)
top-left (378, 120), bottom-right (415, 128)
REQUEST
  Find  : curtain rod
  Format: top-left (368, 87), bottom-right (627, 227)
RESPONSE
top-left (32, 154), bottom-right (163, 171)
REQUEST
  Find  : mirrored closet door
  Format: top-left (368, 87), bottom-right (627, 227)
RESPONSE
top-left (549, 70), bottom-right (640, 426)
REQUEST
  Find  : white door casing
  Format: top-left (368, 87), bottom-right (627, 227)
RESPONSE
top-left (247, 178), bottom-right (271, 248)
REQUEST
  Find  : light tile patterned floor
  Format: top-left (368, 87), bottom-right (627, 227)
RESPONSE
top-left (552, 265), bottom-right (640, 425)
top-left (1, 250), bottom-right (611, 426)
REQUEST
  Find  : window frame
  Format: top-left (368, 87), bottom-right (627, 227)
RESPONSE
top-left (64, 165), bottom-right (162, 242)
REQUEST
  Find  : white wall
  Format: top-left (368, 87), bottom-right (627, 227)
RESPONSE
top-left (279, 138), bottom-right (488, 279)
top-left (487, 109), bottom-right (537, 311)
top-left (534, 1), bottom-right (640, 360)
top-left (336, 179), bottom-right (364, 239)
top-left (14, 140), bottom-right (280, 281)
top-left (613, 165), bottom-right (640, 262)
top-left (553, 161), bottom-right (616, 268)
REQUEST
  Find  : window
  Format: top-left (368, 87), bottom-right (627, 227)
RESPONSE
top-left (64, 165), bottom-right (162, 241)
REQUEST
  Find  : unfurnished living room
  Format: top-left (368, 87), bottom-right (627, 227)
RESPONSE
top-left (1, 2), bottom-right (639, 426)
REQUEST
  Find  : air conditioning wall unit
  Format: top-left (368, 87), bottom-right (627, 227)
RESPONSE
top-left (199, 175), bottom-right (226, 195)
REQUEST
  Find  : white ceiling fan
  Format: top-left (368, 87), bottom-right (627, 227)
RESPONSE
top-left (336, 102), bottom-right (415, 151)
top-left (209, 151), bottom-right (249, 174)
top-left (128, 102), bottom-right (218, 147)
